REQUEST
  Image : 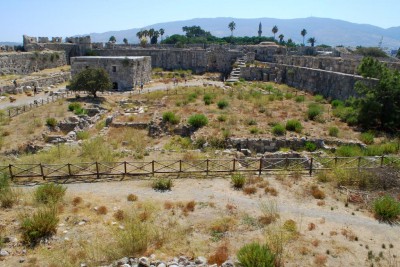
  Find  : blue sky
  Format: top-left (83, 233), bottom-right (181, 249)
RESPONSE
top-left (2, 0), bottom-right (399, 42)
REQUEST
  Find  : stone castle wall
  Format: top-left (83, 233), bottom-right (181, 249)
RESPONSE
top-left (93, 48), bottom-right (241, 74)
top-left (0, 51), bottom-right (67, 75)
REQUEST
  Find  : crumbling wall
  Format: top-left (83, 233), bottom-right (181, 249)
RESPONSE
top-left (0, 51), bottom-right (67, 75)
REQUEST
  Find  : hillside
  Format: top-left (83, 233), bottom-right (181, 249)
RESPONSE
top-left (86, 17), bottom-right (400, 48)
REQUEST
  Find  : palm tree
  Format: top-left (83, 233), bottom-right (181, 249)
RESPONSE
top-left (159, 28), bottom-right (165, 41)
top-left (148, 28), bottom-right (155, 39)
top-left (272, 25), bottom-right (278, 40)
top-left (109, 36), bottom-right (116, 43)
top-left (151, 31), bottom-right (160, 44)
top-left (228, 21), bottom-right (236, 37)
top-left (307, 37), bottom-right (316, 47)
top-left (136, 30), bottom-right (144, 41)
top-left (301, 29), bottom-right (307, 45)
top-left (278, 34), bottom-right (284, 44)
top-left (142, 29), bottom-right (149, 39)
top-left (123, 38), bottom-right (128, 45)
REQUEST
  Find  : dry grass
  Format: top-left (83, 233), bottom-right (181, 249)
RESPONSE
top-left (243, 186), bottom-right (257, 195)
top-left (308, 223), bottom-right (316, 231)
top-left (314, 254), bottom-right (328, 266)
top-left (127, 194), bottom-right (138, 202)
top-left (208, 243), bottom-right (229, 266)
top-left (311, 239), bottom-right (320, 247)
top-left (96, 206), bottom-right (108, 215)
top-left (72, 196), bottom-right (82, 206)
top-left (113, 209), bottom-right (125, 221)
top-left (265, 186), bottom-right (278, 196)
top-left (311, 185), bottom-right (326, 199)
top-left (164, 200), bottom-right (174, 210)
top-left (183, 200), bottom-right (196, 212)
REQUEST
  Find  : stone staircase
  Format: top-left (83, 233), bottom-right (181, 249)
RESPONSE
top-left (226, 57), bottom-right (246, 82)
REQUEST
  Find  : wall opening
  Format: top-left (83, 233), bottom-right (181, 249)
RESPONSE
top-left (113, 82), bottom-right (118, 90)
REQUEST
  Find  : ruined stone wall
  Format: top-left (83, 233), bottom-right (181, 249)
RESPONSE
top-left (71, 56), bottom-right (151, 90)
top-left (273, 55), bottom-right (400, 74)
top-left (93, 48), bottom-right (241, 74)
top-left (240, 67), bottom-right (277, 82)
top-left (0, 51), bottom-right (67, 75)
top-left (0, 72), bottom-right (70, 94)
top-left (277, 64), bottom-right (376, 100)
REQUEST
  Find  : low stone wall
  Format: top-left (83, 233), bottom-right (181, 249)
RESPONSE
top-left (227, 137), bottom-right (364, 154)
top-left (0, 51), bottom-right (67, 75)
top-left (0, 72), bottom-right (70, 94)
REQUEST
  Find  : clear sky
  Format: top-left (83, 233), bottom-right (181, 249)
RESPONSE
top-left (1, 0), bottom-right (399, 42)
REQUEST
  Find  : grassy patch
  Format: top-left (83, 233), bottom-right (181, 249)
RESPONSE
top-left (34, 183), bottom-right (66, 204)
top-left (373, 195), bottom-right (400, 222)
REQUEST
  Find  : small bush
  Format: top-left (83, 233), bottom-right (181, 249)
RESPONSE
top-left (72, 196), bottom-right (82, 206)
top-left (68, 102), bottom-right (81, 112)
top-left (285, 119), bottom-right (302, 133)
top-left (283, 219), bottom-right (297, 233)
top-left (113, 209), bottom-right (125, 221)
top-left (96, 205), bottom-right (108, 215)
top-left (217, 115), bottom-right (227, 122)
top-left (231, 173), bottom-right (246, 189)
top-left (34, 183), bottom-right (66, 204)
top-left (243, 186), bottom-right (257, 195)
top-left (46, 117), bottom-right (58, 127)
top-left (331, 100), bottom-right (344, 108)
top-left (305, 141), bottom-right (317, 152)
top-left (250, 127), bottom-right (260, 134)
top-left (188, 114), bottom-right (208, 128)
top-left (314, 94), bottom-right (324, 102)
top-left (328, 126), bottom-right (339, 137)
top-left (272, 123), bottom-right (286, 136)
top-left (237, 242), bottom-right (276, 267)
top-left (311, 185), bottom-right (326, 199)
top-left (162, 111), bottom-right (180, 124)
top-left (20, 207), bottom-right (59, 245)
top-left (152, 178), bottom-right (173, 191)
top-left (307, 104), bottom-right (323, 120)
top-left (336, 145), bottom-right (363, 157)
top-left (0, 189), bottom-right (18, 208)
top-left (203, 93), bottom-right (214, 105)
top-left (208, 243), bottom-right (229, 266)
top-left (360, 132), bottom-right (374, 145)
top-left (295, 95), bottom-right (305, 102)
top-left (373, 195), bottom-right (400, 222)
top-left (76, 131), bottom-right (90, 140)
top-left (217, 99), bottom-right (229, 109)
top-left (127, 194), bottom-right (138, 202)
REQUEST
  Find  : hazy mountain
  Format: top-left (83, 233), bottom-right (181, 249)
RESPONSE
top-left (86, 17), bottom-right (400, 49)
top-left (0, 42), bottom-right (21, 46)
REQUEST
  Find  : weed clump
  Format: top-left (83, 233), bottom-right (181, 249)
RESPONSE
top-left (152, 178), bottom-right (173, 191)
top-left (328, 126), bottom-right (339, 137)
top-left (34, 183), bottom-right (66, 204)
top-left (285, 119), bottom-right (302, 133)
top-left (46, 117), bottom-right (58, 127)
top-left (127, 194), bottom-right (138, 202)
top-left (20, 207), bottom-right (59, 245)
top-left (307, 103), bottom-right (323, 120)
top-left (311, 185), bottom-right (326, 199)
top-left (188, 114), bottom-right (208, 128)
top-left (373, 195), bottom-right (400, 222)
top-left (217, 99), bottom-right (229, 109)
top-left (272, 123), bottom-right (286, 136)
top-left (237, 242), bottom-right (276, 267)
top-left (162, 111), bottom-right (180, 124)
top-left (231, 173), bottom-right (246, 189)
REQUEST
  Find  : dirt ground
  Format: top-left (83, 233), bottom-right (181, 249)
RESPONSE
top-left (1, 174), bottom-right (399, 267)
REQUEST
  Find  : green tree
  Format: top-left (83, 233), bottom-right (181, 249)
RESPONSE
top-left (301, 29), bottom-right (307, 45)
top-left (136, 30), bottom-right (144, 41)
top-left (228, 21), bottom-right (236, 36)
top-left (355, 46), bottom-right (388, 58)
top-left (148, 28), bottom-right (155, 39)
top-left (182, 25), bottom-right (211, 38)
top-left (109, 36), bottom-right (116, 43)
top-left (159, 28), bottom-right (165, 41)
top-left (69, 68), bottom-right (112, 97)
top-left (151, 31), bottom-right (160, 44)
top-left (355, 57), bottom-right (400, 132)
top-left (272, 25), bottom-right (278, 40)
top-left (397, 48), bottom-right (400, 59)
top-left (123, 38), bottom-right (128, 45)
top-left (307, 37), bottom-right (316, 47)
top-left (278, 34), bottom-right (284, 44)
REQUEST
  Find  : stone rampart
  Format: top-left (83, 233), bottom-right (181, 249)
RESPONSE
top-left (0, 72), bottom-right (70, 94)
top-left (0, 51), bottom-right (67, 75)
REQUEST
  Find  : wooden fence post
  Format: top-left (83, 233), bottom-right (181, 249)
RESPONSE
top-left (259, 158), bottom-right (262, 176)
top-left (380, 155), bottom-right (384, 167)
top-left (152, 160), bottom-right (155, 175)
top-left (232, 158), bottom-right (236, 172)
top-left (67, 163), bottom-right (72, 176)
top-left (39, 163), bottom-right (45, 180)
top-left (8, 164), bottom-right (13, 181)
top-left (124, 161), bottom-right (127, 175)
top-left (179, 160), bottom-right (182, 172)
top-left (95, 162), bottom-right (100, 179)
top-left (357, 157), bottom-right (361, 172)
top-left (206, 159), bottom-right (209, 175)
top-left (309, 157), bottom-right (313, 176)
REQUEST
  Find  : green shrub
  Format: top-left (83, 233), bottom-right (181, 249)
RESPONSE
top-left (162, 111), bottom-right (180, 124)
top-left (68, 102), bottom-right (81, 112)
top-left (237, 242), bottom-right (276, 267)
top-left (250, 127), bottom-right (260, 134)
top-left (307, 104), bottom-right (323, 120)
top-left (187, 92), bottom-right (198, 102)
top-left (305, 141), bottom-right (317, 152)
top-left (272, 123), bottom-right (286, 136)
top-left (34, 183), bottom-right (66, 204)
top-left (336, 145), bottom-right (363, 157)
top-left (74, 107), bottom-right (87, 115)
top-left (314, 94), bottom-right (324, 102)
top-left (331, 100), bottom-right (344, 108)
top-left (231, 173), bottom-right (246, 189)
top-left (203, 93), bottom-right (214, 105)
top-left (20, 207), bottom-right (59, 245)
top-left (295, 95), bottom-right (305, 102)
top-left (328, 126), bottom-right (339, 137)
top-left (364, 142), bottom-right (399, 156)
top-left (76, 131), bottom-right (90, 140)
top-left (152, 178), bottom-right (173, 191)
top-left (285, 119), bottom-right (302, 133)
top-left (360, 132), bottom-right (374, 145)
top-left (217, 99), bottom-right (229, 109)
top-left (0, 174), bottom-right (17, 208)
top-left (373, 195), bottom-right (400, 222)
top-left (217, 115), bottom-right (227, 122)
top-left (46, 118), bottom-right (58, 127)
top-left (188, 114), bottom-right (208, 128)
top-left (284, 93), bottom-right (293, 99)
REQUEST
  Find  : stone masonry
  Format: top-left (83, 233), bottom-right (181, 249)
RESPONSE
top-left (70, 56), bottom-right (151, 90)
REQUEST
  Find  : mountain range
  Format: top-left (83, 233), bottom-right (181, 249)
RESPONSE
top-left (86, 17), bottom-right (400, 49)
